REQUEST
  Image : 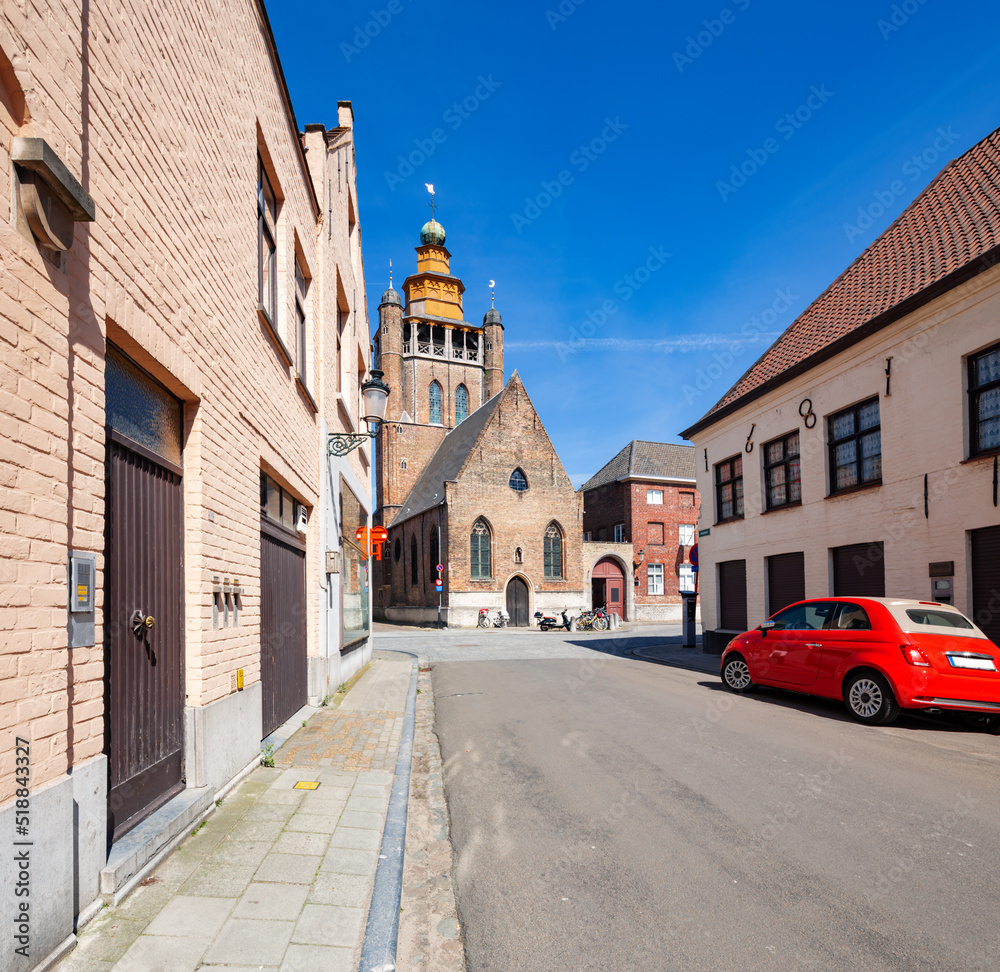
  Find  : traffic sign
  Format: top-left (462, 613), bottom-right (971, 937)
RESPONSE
top-left (689, 544), bottom-right (698, 567)
top-left (436, 563), bottom-right (444, 573)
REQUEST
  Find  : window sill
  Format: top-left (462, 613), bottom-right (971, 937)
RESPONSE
top-left (469, 576), bottom-right (494, 583)
top-left (295, 375), bottom-right (318, 413)
top-left (826, 480), bottom-right (882, 499)
top-left (961, 447), bottom-right (1000, 465)
top-left (258, 303), bottom-right (293, 367)
top-left (714, 515), bottom-right (745, 526)
top-left (761, 500), bottom-right (803, 515)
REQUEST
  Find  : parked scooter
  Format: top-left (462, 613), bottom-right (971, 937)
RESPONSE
top-left (534, 609), bottom-right (572, 632)
top-left (478, 607), bottom-right (510, 628)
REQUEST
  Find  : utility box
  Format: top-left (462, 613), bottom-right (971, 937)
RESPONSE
top-left (681, 590), bottom-right (697, 648)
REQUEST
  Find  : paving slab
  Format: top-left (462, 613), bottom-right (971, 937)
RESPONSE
top-left (52, 655), bottom-right (416, 972)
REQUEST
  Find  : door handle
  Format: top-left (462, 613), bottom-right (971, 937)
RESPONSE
top-left (130, 610), bottom-right (155, 637)
top-left (806, 643), bottom-right (822, 648)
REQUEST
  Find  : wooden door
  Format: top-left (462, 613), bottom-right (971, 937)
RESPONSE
top-left (260, 523), bottom-right (307, 737)
top-left (506, 575), bottom-right (530, 627)
top-left (972, 526), bottom-right (1000, 646)
top-left (592, 558), bottom-right (624, 619)
top-left (105, 433), bottom-right (185, 841)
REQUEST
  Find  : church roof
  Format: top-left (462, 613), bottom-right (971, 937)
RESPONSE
top-left (579, 440), bottom-right (697, 492)
top-left (390, 390), bottom-right (504, 527)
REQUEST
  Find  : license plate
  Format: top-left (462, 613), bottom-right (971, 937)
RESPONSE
top-left (947, 655), bottom-right (997, 671)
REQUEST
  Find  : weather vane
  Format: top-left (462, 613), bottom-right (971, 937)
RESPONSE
top-left (489, 279), bottom-right (496, 307)
top-left (425, 183), bottom-right (437, 219)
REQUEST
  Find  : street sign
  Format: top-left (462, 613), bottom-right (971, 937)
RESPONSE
top-left (436, 563), bottom-right (444, 573)
top-left (690, 544), bottom-right (698, 567)
top-left (435, 581), bottom-right (443, 591)
top-left (699, 528), bottom-right (711, 537)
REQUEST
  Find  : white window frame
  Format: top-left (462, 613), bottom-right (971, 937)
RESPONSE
top-left (648, 563), bottom-right (664, 595)
top-left (646, 489), bottom-right (663, 505)
top-left (679, 564), bottom-right (695, 592)
top-left (613, 523), bottom-right (625, 542)
top-left (678, 523), bottom-right (695, 546)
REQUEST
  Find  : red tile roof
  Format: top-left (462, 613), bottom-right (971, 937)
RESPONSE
top-left (683, 126), bottom-right (1000, 438)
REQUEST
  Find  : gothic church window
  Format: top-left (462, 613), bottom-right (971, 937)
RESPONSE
top-left (394, 538), bottom-right (401, 562)
top-left (470, 519), bottom-right (491, 579)
top-left (509, 468), bottom-right (528, 492)
top-left (544, 523), bottom-right (564, 579)
top-left (429, 381), bottom-right (442, 424)
top-left (410, 534), bottom-right (418, 585)
top-left (456, 384), bottom-right (468, 424)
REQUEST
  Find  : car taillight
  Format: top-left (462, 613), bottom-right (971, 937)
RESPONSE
top-left (900, 644), bottom-right (931, 667)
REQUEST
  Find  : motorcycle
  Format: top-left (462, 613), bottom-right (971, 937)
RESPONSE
top-left (534, 609), bottom-right (572, 632)
top-left (478, 607), bottom-right (510, 628)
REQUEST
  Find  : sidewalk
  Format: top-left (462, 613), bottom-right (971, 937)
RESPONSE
top-left (53, 653), bottom-right (414, 972)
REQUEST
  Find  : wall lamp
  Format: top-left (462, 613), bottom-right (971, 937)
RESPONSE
top-left (327, 369), bottom-right (390, 456)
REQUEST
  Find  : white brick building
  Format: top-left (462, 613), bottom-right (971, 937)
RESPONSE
top-left (683, 128), bottom-right (1000, 654)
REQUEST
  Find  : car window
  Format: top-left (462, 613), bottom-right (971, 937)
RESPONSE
top-left (769, 602), bottom-right (838, 630)
top-left (831, 603), bottom-right (872, 631)
top-left (905, 608), bottom-right (973, 629)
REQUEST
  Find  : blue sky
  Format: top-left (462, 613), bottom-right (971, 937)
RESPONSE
top-left (265, 0), bottom-right (1000, 486)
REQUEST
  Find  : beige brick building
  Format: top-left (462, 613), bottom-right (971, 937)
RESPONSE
top-left (683, 127), bottom-right (1000, 654)
top-left (0, 3), bottom-right (373, 964)
top-left (372, 220), bottom-right (587, 626)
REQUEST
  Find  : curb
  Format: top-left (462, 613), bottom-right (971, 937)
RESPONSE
top-left (358, 656), bottom-right (419, 971)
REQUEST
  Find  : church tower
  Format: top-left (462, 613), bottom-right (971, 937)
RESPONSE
top-left (373, 215), bottom-right (505, 526)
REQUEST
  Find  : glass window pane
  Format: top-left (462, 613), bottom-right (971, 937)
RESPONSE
top-left (787, 432), bottom-right (799, 456)
top-left (105, 346), bottom-right (183, 465)
top-left (976, 348), bottom-right (1000, 386)
top-left (860, 431), bottom-right (881, 459)
top-left (281, 492), bottom-right (294, 529)
top-left (733, 456), bottom-right (742, 478)
top-left (980, 415), bottom-right (1000, 450)
top-left (859, 401), bottom-right (880, 430)
top-left (265, 477), bottom-right (280, 521)
top-left (832, 411), bottom-right (855, 439)
top-left (734, 479), bottom-right (744, 516)
top-left (429, 382), bottom-right (442, 424)
top-left (767, 441), bottom-right (783, 465)
top-left (836, 441), bottom-right (857, 466)
top-left (979, 387), bottom-right (1000, 421)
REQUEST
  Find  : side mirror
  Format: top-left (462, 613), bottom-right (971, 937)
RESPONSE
top-left (759, 620), bottom-right (777, 637)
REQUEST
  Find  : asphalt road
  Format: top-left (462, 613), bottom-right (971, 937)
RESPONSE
top-left (425, 634), bottom-right (1000, 972)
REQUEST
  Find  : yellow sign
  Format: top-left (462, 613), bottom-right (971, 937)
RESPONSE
top-left (293, 781), bottom-right (320, 790)
top-left (236, 669), bottom-right (244, 690)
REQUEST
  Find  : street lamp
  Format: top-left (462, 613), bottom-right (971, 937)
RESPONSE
top-left (327, 369), bottom-right (391, 457)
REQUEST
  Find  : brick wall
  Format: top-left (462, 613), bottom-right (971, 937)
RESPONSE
top-left (584, 479), bottom-right (700, 611)
top-left (0, 0), bottom-right (366, 807)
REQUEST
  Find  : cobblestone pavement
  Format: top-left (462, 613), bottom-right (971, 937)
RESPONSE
top-left (53, 654), bottom-right (414, 972)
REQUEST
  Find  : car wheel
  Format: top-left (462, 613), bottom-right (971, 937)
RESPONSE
top-left (721, 655), bottom-right (754, 694)
top-left (960, 712), bottom-right (1000, 733)
top-left (844, 671), bottom-right (899, 725)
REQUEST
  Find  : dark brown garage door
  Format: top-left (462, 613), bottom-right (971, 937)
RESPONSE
top-left (718, 559), bottom-right (748, 631)
top-left (261, 522), bottom-right (307, 737)
top-left (832, 542), bottom-right (885, 597)
top-left (768, 551), bottom-right (805, 616)
top-left (971, 525), bottom-right (1000, 646)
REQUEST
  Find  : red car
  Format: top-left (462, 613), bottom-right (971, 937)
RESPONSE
top-left (720, 597), bottom-right (1000, 727)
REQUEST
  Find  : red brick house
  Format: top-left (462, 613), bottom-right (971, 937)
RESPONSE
top-left (581, 441), bottom-right (700, 621)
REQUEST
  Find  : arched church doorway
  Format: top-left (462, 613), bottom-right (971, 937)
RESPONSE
top-left (505, 575), bottom-right (530, 627)
top-left (592, 558), bottom-right (626, 620)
